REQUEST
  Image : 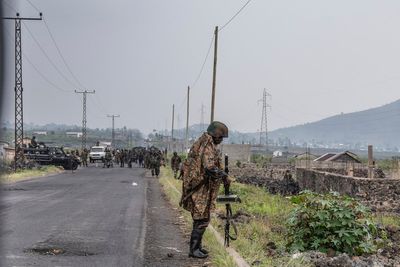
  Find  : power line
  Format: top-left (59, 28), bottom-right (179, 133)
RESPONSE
top-left (26, 0), bottom-right (41, 13)
top-left (219, 0), bottom-right (253, 32)
top-left (3, 27), bottom-right (72, 93)
top-left (42, 18), bottom-right (85, 88)
top-left (191, 35), bottom-right (214, 89)
top-left (22, 21), bottom-right (79, 88)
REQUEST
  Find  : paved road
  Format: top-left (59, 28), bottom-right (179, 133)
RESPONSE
top-left (0, 165), bottom-right (205, 267)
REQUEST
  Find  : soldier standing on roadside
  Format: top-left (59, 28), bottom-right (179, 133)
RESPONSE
top-left (180, 121), bottom-right (230, 259)
top-left (170, 152), bottom-right (181, 178)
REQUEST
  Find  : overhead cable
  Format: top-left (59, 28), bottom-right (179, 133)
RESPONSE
top-left (22, 21), bottom-right (79, 88)
top-left (219, 0), bottom-right (253, 32)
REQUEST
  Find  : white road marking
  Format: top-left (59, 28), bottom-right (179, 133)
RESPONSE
top-left (132, 182), bottom-right (138, 186)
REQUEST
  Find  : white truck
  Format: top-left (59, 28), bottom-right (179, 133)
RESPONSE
top-left (89, 146), bottom-right (106, 163)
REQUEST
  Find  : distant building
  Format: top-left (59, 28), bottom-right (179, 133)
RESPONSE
top-left (220, 144), bottom-right (251, 162)
top-left (273, 150), bottom-right (283, 157)
top-left (66, 132), bottom-right (83, 138)
top-left (314, 151), bottom-right (361, 163)
top-left (33, 131), bottom-right (47, 136)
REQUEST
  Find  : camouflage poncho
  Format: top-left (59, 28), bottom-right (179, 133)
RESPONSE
top-left (180, 132), bottom-right (222, 220)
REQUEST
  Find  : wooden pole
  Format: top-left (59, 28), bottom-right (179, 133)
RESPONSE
top-left (210, 26), bottom-right (218, 122)
top-left (171, 104), bottom-right (175, 140)
top-left (185, 86), bottom-right (190, 151)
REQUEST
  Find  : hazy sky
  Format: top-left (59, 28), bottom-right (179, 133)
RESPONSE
top-left (2, 0), bottom-right (400, 134)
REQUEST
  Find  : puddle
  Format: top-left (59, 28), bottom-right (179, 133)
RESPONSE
top-left (25, 246), bottom-right (95, 256)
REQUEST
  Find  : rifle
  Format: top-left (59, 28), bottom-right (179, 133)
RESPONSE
top-left (216, 154), bottom-right (241, 247)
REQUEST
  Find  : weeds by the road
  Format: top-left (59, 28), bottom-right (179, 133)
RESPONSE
top-left (159, 167), bottom-right (400, 267)
top-left (159, 168), bottom-right (237, 267)
top-left (0, 166), bottom-right (63, 184)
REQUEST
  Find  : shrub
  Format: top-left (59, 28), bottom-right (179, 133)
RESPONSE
top-left (286, 191), bottom-right (378, 256)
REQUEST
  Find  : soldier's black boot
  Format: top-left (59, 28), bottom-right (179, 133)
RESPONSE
top-left (198, 228), bottom-right (209, 255)
top-left (188, 229), bottom-right (208, 259)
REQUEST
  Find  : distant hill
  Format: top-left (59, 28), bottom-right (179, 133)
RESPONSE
top-left (269, 99), bottom-right (400, 149)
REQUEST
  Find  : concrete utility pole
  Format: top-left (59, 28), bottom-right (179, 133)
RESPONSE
top-left (210, 26), bottom-right (218, 123)
top-left (258, 89), bottom-right (271, 152)
top-left (75, 90), bottom-right (95, 149)
top-left (3, 12), bottom-right (42, 170)
top-left (107, 114), bottom-right (120, 146)
top-left (185, 86), bottom-right (190, 151)
top-left (171, 104), bottom-right (175, 140)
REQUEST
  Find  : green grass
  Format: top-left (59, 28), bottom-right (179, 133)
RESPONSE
top-left (0, 166), bottom-right (63, 184)
top-left (213, 182), bottom-right (312, 267)
top-left (159, 167), bottom-right (237, 267)
top-left (372, 214), bottom-right (400, 227)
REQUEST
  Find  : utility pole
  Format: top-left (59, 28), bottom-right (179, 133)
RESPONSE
top-left (210, 26), bottom-right (218, 123)
top-left (258, 89), bottom-right (271, 152)
top-left (171, 104), bottom-right (175, 140)
top-left (3, 12), bottom-right (42, 170)
top-left (200, 103), bottom-right (205, 132)
top-left (107, 114), bottom-right (120, 146)
top-left (75, 90), bottom-right (95, 149)
top-left (185, 86), bottom-right (190, 151)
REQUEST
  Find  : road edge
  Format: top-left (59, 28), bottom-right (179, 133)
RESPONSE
top-left (1, 168), bottom-right (65, 185)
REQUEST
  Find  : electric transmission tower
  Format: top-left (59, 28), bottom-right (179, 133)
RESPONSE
top-left (258, 89), bottom-right (271, 152)
top-left (3, 12), bottom-right (42, 170)
top-left (107, 114), bottom-right (120, 146)
top-left (75, 90), bottom-right (95, 149)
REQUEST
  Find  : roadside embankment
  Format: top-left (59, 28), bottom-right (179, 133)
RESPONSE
top-left (0, 166), bottom-right (64, 184)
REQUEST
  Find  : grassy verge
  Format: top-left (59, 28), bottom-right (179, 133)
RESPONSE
top-left (0, 166), bottom-right (63, 184)
top-left (159, 167), bottom-right (237, 267)
top-left (160, 167), bottom-right (400, 267)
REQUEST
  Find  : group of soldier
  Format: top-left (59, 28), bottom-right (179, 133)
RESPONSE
top-left (72, 145), bottom-right (167, 178)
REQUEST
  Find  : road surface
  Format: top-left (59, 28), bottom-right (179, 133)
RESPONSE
top-left (0, 165), bottom-right (208, 267)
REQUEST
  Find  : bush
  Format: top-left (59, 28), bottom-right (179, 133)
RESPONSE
top-left (250, 154), bottom-right (271, 167)
top-left (286, 191), bottom-right (378, 256)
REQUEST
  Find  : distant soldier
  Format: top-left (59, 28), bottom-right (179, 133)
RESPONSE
top-left (150, 147), bottom-right (163, 177)
top-left (103, 148), bottom-right (113, 168)
top-left (180, 121), bottom-right (230, 259)
top-left (30, 136), bottom-right (38, 148)
top-left (120, 149), bottom-right (126, 167)
top-left (171, 152), bottom-right (182, 178)
top-left (81, 148), bottom-right (88, 167)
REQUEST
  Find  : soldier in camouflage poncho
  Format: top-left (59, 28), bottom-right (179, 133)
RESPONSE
top-left (180, 121), bottom-right (229, 259)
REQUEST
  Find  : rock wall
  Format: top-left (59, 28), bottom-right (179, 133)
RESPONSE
top-left (296, 168), bottom-right (400, 213)
top-left (230, 163), bottom-right (299, 195)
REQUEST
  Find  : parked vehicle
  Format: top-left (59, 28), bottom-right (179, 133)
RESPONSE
top-left (23, 146), bottom-right (80, 170)
top-left (89, 146), bottom-right (106, 163)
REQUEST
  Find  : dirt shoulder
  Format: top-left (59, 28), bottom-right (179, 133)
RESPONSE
top-left (144, 172), bottom-right (210, 267)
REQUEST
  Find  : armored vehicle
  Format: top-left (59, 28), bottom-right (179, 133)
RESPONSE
top-left (23, 146), bottom-right (80, 170)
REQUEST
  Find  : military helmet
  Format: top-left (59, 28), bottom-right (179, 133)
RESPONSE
top-left (207, 121), bottom-right (228, 138)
